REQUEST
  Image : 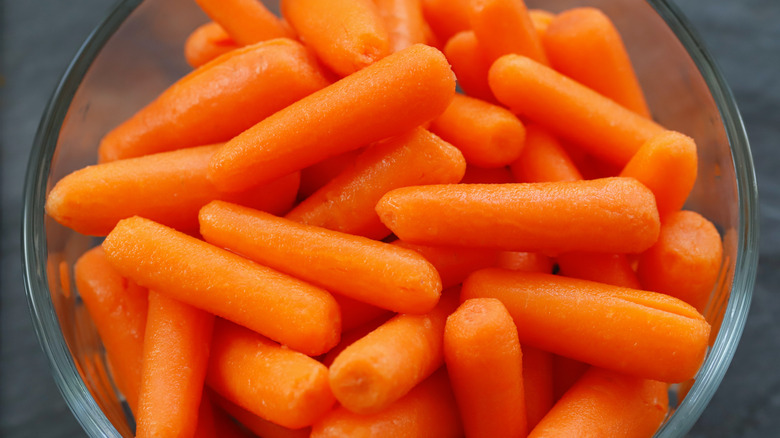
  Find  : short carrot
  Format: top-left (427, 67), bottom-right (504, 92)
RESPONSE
top-left (462, 269), bottom-right (711, 382)
top-left (206, 320), bottom-right (335, 429)
top-left (557, 251), bottom-right (642, 289)
top-left (510, 124), bottom-right (583, 183)
top-left (285, 127), bottom-right (465, 239)
top-left (552, 355), bottom-right (591, 402)
top-left (392, 240), bottom-right (500, 288)
top-left (444, 298), bottom-right (527, 438)
top-left (328, 290), bottom-right (459, 414)
top-left (429, 93), bottom-right (527, 168)
top-left (529, 9), bottom-right (556, 39)
top-left (208, 44), bottom-right (456, 192)
top-left (489, 54), bottom-right (666, 166)
top-left (135, 291), bottom-right (215, 438)
top-left (443, 32), bottom-right (495, 103)
top-left (496, 251), bottom-right (554, 273)
top-left (460, 165), bottom-right (514, 184)
top-left (375, 0), bottom-right (430, 52)
top-left (469, 0), bottom-right (549, 65)
top-left (523, 346), bottom-right (554, 430)
top-left (420, 0), bottom-right (471, 43)
top-left (102, 216), bottom-right (341, 356)
top-left (211, 391), bottom-right (311, 438)
top-left (298, 149), bottom-right (361, 200)
top-left (376, 177), bottom-right (661, 254)
top-left (194, 0), bottom-right (294, 46)
top-left (99, 39), bottom-right (329, 162)
top-left (184, 22), bottom-right (241, 68)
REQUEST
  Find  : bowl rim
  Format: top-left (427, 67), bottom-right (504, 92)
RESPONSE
top-left (21, 0), bottom-right (759, 437)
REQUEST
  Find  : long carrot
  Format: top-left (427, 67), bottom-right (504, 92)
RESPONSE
top-left (469, 0), bottom-right (549, 65)
top-left (462, 269), bottom-right (711, 382)
top-left (510, 124), bottom-right (583, 183)
top-left (207, 320), bottom-right (335, 429)
top-left (208, 44), bottom-right (456, 192)
top-left (444, 298), bottom-right (527, 438)
top-left (489, 54), bottom-right (666, 166)
top-left (376, 177), bottom-right (661, 254)
top-left (285, 127), bottom-right (465, 239)
top-left (392, 240), bottom-right (500, 289)
top-left (421, 0), bottom-right (471, 42)
top-left (443, 32), bottom-right (495, 103)
top-left (184, 22), bottom-right (241, 68)
top-left (557, 251), bottom-right (642, 289)
top-left (102, 216), bottom-right (341, 356)
top-left (212, 391), bottom-right (311, 438)
top-left (194, 0), bottom-right (294, 46)
top-left (375, 0), bottom-right (430, 52)
top-left (523, 346), bottom-right (554, 430)
top-left (99, 39), bottom-right (329, 162)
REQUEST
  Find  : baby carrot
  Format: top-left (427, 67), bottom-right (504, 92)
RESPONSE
top-left (99, 39), bottom-right (329, 162)
top-left (322, 315), bottom-right (393, 367)
top-left (376, 177), bottom-right (661, 254)
top-left (529, 9), bottom-right (555, 38)
top-left (298, 149), bottom-right (361, 200)
top-left (552, 355), bottom-right (591, 402)
top-left (102, 216), bottom-right (340, 356)
top-left (496, 251), bottom-right (554, 273)
top-left (136, 292), bottom-right (215, 438)
top-left (311, 369), bottom-right (463, 438)
top-left (443, 32), bottom-right (495, 103)
top-left (460, 165), bottom-right (514, 184)
top-left (212, 392), bottom-right (311, 438)
top-left (444, 298), bottom-right (527, 438)
top-left (334, 294), bottom-right (393, 333)
top-left (489, 54), bottom-right (666, 166)
top-left (462, 269), bottom-right (711, 382)
top-left (184, 22), bottom-right (240, 68)
top-left (469, 0), bottom-right (549, 65)
top-left (620, 130), bottom-right (698, 218)
top-left (557, 252), bottom-right (642, 289)
top-left (194, 0), bottom-right (294, 46)
top-left (46, 144), bottom-right (300, 236)
top-left (286, 127), bottom-right (465, 239)
top-left (429, 93), bottom-right (527, 168)
top-left (638, 210), bottom-right (723, 312)
top-left (393, 240), bottom-right (500, 288)
top-left (207, 320), bottom-right (335, 429)
top-left (199, 200), bottom-right (442, 314)
top-left (194, 393), bottom-right (255, 438)
top-left (328, 290), bottom-right (459, 414)
top-left (208, 44), bottom-right (456, 192)
top-left (375, 0), bottom-right (430, 52)
top-left (523, 346), bottom-right (554, 430)
top-left (421, 0), bottom-right (471, 42)
top-left (529, 367), bottom-right (668, 438)
top-left (510, 124), bottom-right (583, 183)
top-left (543, 7), bottom-right (651, 117)
top-left (281, 0), bottom-right (390, 76)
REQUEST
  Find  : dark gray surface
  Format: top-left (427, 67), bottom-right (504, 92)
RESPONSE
top-left (1, 0), bottom-right (778, 437)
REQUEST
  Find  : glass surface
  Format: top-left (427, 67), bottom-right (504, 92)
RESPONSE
top-left (22, 0), bottom-right (758, 437)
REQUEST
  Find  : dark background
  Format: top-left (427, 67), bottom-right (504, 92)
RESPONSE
top-left (1, 1), bottom-right (778, 437)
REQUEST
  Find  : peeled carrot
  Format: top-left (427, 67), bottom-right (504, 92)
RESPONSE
top-left (184, 22), bottom-right (241, 68)
top-left (334, 294), bottom-right (394, 333)
top-left (212, 391), bottom-right (311, 438)
top-left (199, 200), bottom-right (442, 314)
top-left (620, 130), bottom-right (698, 218)
top-left (393, 241), bottom-right (500, 288)
top-left (328, 290), bottom-right (459, 414)
top-left (523, 346), bottom-right (554, 430)
top-left (102, 216), bottom-right (340, 356)
top-left (529, 367), bottom-right (668, 438)
top-left (136, 292), bottom-right (214, 438)
top-left (375, 0), bottom-right (430, 52)
top-left (312, 368), bottom-right (463, 438)
top-left (489, 54), bottom-right (666, 166)
top-left (444, 298), bottom-right (527, 438)
top-left (443, 32), bottom-right (495, 103)
top-left (460, 165), bottom-right (514, 184)
top-left (638, 210), bottom-right (723, 312)
top-left (469, 0), bottom-right (549, 65)
top-left (429, 93), bottom-right (526, 168)
top-left (286, 127), bottom-right (465, 239)
top-left (298, 149), bottom-right (361, 200)
top-left (510, 124), bottom-right (583, 183)
top-left (208, 44), bottom-right (456, 192)
top-left (322, 315), bottom-right (393, 367)
top-left (376, 177), bottom-right (661, 254)
top-left (496, 251), bottom-right (554, 273)
top-left (557, 252), bottom-right (642, 289)
top-left (46, 145), bottom-right (300, 236)
top-left (552, 355), bottom-right (591, 402)
top-left (99, 39), bottom-right (329, 162)
top-left (543, 7), bottom-right (651, 117)
top-left (421, 0), bottom-right (471, 42)
top-left (529, 9), bottom-right (555, 39)
top-left (207, 320), bottom-right (335, 429)
top-left (194, 0), bottom-right (294, 46)
top-left (462, 269), bottom-right (710, 382)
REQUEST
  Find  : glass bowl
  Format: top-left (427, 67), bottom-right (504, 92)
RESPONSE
top-left (22, 0), bottom-right (758, 436)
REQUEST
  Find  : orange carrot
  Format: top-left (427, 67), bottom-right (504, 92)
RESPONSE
top-left (523, 346), bottom-right (554, 430)
top-left (102, 216), bottom-right (340, 356)
top-left (530, 9), bottom-right (555, 39)
top-left (638, 210), bottom-right (723, 312)
top-left (328, 290), bottom-right (459, 414)
top-left (429, 93), bottom-right (526, 168)
top-left (99, 39), bottom-right (329, 162)
top-left (322, 315), bottom-right (393, 367)
top-left (421, 0), bottom-right (471, 42)
top-left (47, 145), bottom-right (300, 236)
top-left (194, 393), bottom-right (255, 438)
top-left (199, 200), bottom-right (442, 314)
top-left (462, 269), bottom-right (711, 382)
top-left (529, 367), bottom-right (668, 438)
top-left (376, 177), bottom-right (661, 254)
top-left (212, 391), bottom-right (311, 438)
top-left (208, 44), bottom-right (456, 192)
top-left (489, 54), bottom-right (666, 166)
top-left (298, 149), bottom-right (362, 200)
top-left (286, 127), bottom-right (465, 239)
top-left (393, 241), bottom-right (500, 288)
top-left (460, 165), bottom-right (514, 184)
top-left (444, 298), bottom-right (527, 438)
top-left (496, 251), bottom-right (554, 273)
top-left (184, 22), bottom-right (241, 68)
top-left (543, 7), bottom-right (651, 117)
top-left (281, 0), bottom-right (390, 76)
top-left (443, 32), bottom-right (495, 103)
top-left (375, 0), bottom-right (430, 52)
top-left (469, 0), bottom-right (549, 65)
top-left (552, 355), bottom-right (590, 402)
top-left (510, 124), bottom-right (583, 183)
top-left (207, 320), bottom-right (335, 429)
top-left (194, 0), bottom-right (294, 46)
top-left (311, 368), bottom-right (462, 438)
top-left (335, 294), bottom-right (394, 333)
top-left (557, 252), bottom-right (642, 289)
top-left (620, 130), bottom-right (698, 218)
top-left (136, 292), bottom-right (214, 438)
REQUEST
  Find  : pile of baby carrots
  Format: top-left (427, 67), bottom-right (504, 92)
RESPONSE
top-left (46, 0), bottom-right (726, 437)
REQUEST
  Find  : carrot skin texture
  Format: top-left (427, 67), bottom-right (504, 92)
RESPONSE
top-left (557, 251), bottom-right (642, 289)
top-left (393, 240), bottom-right (500, 289)
top-left (376, 0), bottom-right (430, 52)
top-left (208, 44), bottom-right (456, 192)
top-left (469, 0), bottom-right (549, 65)
top-left (510, 124), bottom-right (583, 183)
top-left (184, 22), bottom-right (241, 68)
top-left (212, 391), bottom-right (312, 438)
top-left (523, 346), bottom-right (555, 430)
top-left (194, 0), bottom-right (294, 46)
top-left (443, 32), bottom-right (495, 103)
top-left (376, 177), bottom-right (661, 254)
top-left (99, 39), bottom-right (329, 162)
top-left (462, 269), bottom-right (710, 382)
top-left (102, 217), bottom-right (340, 356)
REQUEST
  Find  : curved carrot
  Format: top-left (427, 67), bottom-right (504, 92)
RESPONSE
top-left (298, 149), bottom-right (361, 200)
top-left (462, 269), bottom-right (711, 382)
top-left (460, 165), bottom-right (514, 184)
top-left (421, 0), bottom-right (471, 43)
top-left (212, 391), bottom-right (311, 438)
top-left (444, 298), bottom-right (527, 438)
top-left (469, 0), bottom-right (549, 65)
top-left (376, 177), bottom-right (661, 254)
top-left (393, 240), bottom-right (500, 289)
top-left (530, 9), bottom-right (555, 39)
top-left (557, 251), bottom-right (642, 289)
top-left (194, 0), bottom-right (294, 46)
top-left (523, 346), bottom-right (554, 430)
top-left (102, 216), bottom-right (341, 356)
top-left (209, 44), bottom-right (456, 192)
top-left (184, 22), bottom-right (240, 68)
top-left (496, 251), bottom-right (554, 273)
top-left (510, 124), bottom-right (583, 183)
top-left (443, 32), bottom-right (495, 103)
top-left (376, 0), bottom-right (430, 52)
